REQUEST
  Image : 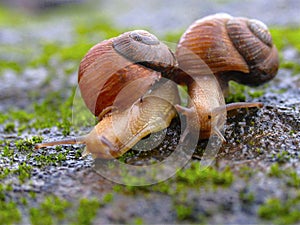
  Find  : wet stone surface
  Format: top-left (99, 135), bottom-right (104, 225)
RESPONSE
top-left (0, 1), bottom-right (300, 225)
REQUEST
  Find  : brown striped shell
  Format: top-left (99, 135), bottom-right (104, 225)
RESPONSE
top-left (78, 30), bottom-right (176, 117)
top-left (175, 13), bottom-right (279, 92)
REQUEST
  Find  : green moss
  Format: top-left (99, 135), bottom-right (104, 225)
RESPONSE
top-left (15, 136), bottom-right (43, 151)
top-left (29, 195), bottom-right (71, 225)
top-left (132, 217), bottom-right (145, 225)
top-left (2, 139), bottom-right (46, 183)
top-left (0, 200), bottom-right (22, 225)
top-left (275, 151), bottom-right (290, 164)
top-left (60, 43), bottom-right (93, 61)
top-left (4, 122), bottom-right (15, 133)
top-left (102, 192), bottom-right (113, 204)
top-left (281, 61), bottom-right (300, 75)
top-left (1, 145), bottom-right (14, 158)
top-left (239, 189), bottom-right (255, 204)
top-left (174, 204), bottom-right (193, 221)
top-left (29, 41), bottom-right (91, 70)
top-left (0, 166), bottom-right (11, 180)
top-left (226, 81), bottom-right (247, 103)
top-left (115, 162), bottom-right (234, 196)
top-left (74, 198), bottom-right (100, 225)
top-left (268, 163), bottom-right (282, 177)
top-left (0, 60), bottom-right (23, 73)
top-left (0, 184), bottom-right (4, 200)
top-left (248, 89), bottom-right (265, 99)
top-left (172, 192), bottom-right (207, 222)
top-left (1, 91), bottom-right (75, 135)
top-left (20, 197), bottom-right (28, 206)
top-left (75, 15), bottom-right (124, 40)
top-left (57, 121), bottom-right (71, 136)
top-left (272, 88), bottom-right (288, 94)
top-left (226, 81), bottom-right (266, 103)
top-left (0, 113), bottom-right (8, 124)
top-left (29, 191), bottom-right (36, 199)
top-left (120, 175), bottom-right (148, 190)
top-left (258, 194), bottom-right (300, 225)
top-left (32, 149), bottom-right (69, 167)
top-left (271, 27), bottom-right (300, 52)
top-left (255, 147), bottom-right (264, 154)
top-left (0, 6), bottom-right (29, 26)
top-left (112, 185), bottom-right (123, 193)
top-left (31, 91), bottom-right (69, 130)
top-left (176, 163), bottom-right (234, 188)
top-left (268, 163), bottom-right (300, 188)
top-left (286, 171), bottom-right (300, 188)
top-left (14, 163), bottom-right (33, 183)
top-left (30, 42), bottom-right (60, 67)
top-left (162, 29), bottom-right (185, 43)
top-left (9, 110), bottom-right (35, 123)
top-left (237, 165), bottom-right (258, 181)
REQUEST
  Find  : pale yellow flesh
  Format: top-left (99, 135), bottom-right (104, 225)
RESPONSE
top-left (35, 80), bottom-right (180, 159)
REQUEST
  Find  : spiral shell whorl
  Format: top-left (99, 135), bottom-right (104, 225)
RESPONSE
top-left (113, 30), bottom-right (176, 71)
top-left (226, 17), bottom-right (279, 85)
top-left (248, 19), bottom-right (273, 47)
top-left (129, 30), bottom-right (160, 45)
top-left (226, 17), bottom-right (273, 67)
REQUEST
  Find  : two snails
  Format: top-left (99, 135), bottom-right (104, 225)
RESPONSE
top-left (35, 13), bottom-right (279, 159)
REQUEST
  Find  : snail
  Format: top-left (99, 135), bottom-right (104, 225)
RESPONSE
top-left (170, 13), bottom-right (279, 140)
top-left (35, 30), bottom-right (179, 159)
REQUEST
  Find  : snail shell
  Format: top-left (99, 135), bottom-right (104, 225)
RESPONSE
top-left (35, 80), bottom-right (180, 159)
top-left (175, 13), bottom-right (279, 92)
top-left (78, 30), bottom-right (176, 117)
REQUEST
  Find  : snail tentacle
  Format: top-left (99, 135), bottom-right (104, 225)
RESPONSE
top-left (213, 127), bottom-right (226, 143)
top-left (35, 136), bottom-right (86, 150)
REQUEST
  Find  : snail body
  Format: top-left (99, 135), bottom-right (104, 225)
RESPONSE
top-left (175, 68), bottom-right (263, 141)
top-left (35, 80), bottom-right (180, 159)
top-left (176, 74), bottom-right (226, 140)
